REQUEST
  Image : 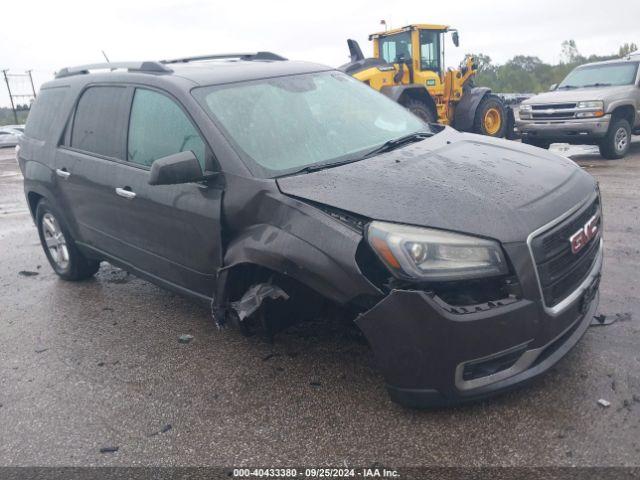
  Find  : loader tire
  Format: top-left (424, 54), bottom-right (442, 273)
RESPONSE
top-left (473, 94), bottom-right (507, 137)
top-left (401, 98), bottom-right (437, 124)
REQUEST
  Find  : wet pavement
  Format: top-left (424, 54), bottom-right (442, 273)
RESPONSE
top-left (0, 141), bottom-right (639, 467)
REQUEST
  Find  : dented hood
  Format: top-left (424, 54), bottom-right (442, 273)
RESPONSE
top-left (277, 129), bottom-right (597, 243)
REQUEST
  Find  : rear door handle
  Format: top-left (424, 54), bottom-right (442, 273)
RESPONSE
top-left (56, 168), bottom-right (71, 179)
top-left (115, 187), bottom-right (136, 199)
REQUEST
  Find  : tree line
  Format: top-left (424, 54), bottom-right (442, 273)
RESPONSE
top-left (0, 107), bottom-right (29, 126)
top-left (469, 41), bottom-right (638, 94)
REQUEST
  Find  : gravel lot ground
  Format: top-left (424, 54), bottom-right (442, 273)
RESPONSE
top-left (0, 140), bottom-right (639, 468)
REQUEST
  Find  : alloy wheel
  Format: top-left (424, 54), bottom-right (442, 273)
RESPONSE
top-left (42, 212), bottom-right (70, 270)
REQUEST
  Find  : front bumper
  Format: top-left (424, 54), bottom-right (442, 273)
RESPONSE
top-left (516, 115), bottom-right (610, 143)
top-left (355, 244), bottom-right (602, 408)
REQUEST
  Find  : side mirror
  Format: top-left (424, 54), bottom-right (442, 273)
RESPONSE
top-left (549, 83), bottom-right (558, 91)
top-left (452, 31), bottom-right (460, 47)
top-left (148, 151), bottom-right (204, 186)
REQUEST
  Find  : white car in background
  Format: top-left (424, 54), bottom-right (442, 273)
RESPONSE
top-left (0, 125), bottom-right (24, 148)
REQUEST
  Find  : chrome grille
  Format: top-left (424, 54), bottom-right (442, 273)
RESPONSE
top-left (530, 197), bottom-right (601, 307)
top-left (531, 103), bottom-right (578, 120)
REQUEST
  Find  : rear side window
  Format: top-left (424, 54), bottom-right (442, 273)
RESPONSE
top-left (24, 87), bottom-right (68, 141)
top-left (127, 88), bottom-right (205, 169)
top-left (71, 86), bottom-right (129, 158)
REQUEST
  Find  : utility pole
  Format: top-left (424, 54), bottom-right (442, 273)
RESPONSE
top-left (2, 69), bottom-right (19, 124)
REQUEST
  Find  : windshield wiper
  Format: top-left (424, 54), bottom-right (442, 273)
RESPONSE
top-left (281, 131), bottom-right (433, 177)
top-left (582, 82), bottom-right (612, 88)
top-left (285, 157), bottom-right (365, 176)
top-left (361, 131), bottom-right (433, 159)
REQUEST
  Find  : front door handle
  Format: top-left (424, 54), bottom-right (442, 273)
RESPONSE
top-left (56, 168), bottom-right (71, 179)
top-left (115, 187), bottom-right (136, 200)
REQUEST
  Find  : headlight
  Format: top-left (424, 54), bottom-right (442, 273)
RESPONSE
top-left (576, 100), bottom-right (605, 118)
top-left (577, 101), bottom-right (603, 109)
top-left (519, 104), bottom-right (532, 119)
top-left (367, 221), bottom-right (508, 281)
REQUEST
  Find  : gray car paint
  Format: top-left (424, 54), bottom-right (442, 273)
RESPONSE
top-left (277, 127), bottom-right (596, 244)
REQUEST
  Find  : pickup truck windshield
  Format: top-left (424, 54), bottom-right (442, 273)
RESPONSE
top-left (559, 62), bottom-right (639, 89)
top-left (193, 71), bottom-right (429, 177)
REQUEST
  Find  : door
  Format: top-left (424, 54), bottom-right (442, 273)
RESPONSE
top-left (109, 87), bottom-right (222, 296)
top-left (54, 85), bottom-right (131, 251)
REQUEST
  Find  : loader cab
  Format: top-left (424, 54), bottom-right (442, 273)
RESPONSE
top-left (371, 24), bottom-right (454, 82)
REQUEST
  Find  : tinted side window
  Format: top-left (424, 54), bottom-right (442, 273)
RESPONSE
top-left (380, 32), bottom-right (412, 63)
top-left (24, 87), bottom-right (68, 141)
top-left (71, 86), bottom-right (128, 158)
top-left (127, 88), bottom-right (205, 168)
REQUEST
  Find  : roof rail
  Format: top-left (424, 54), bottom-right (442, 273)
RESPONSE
top-left (55, 61), bottom-right (172, 79)
top-left (161, 52), bottom-right (287, 64)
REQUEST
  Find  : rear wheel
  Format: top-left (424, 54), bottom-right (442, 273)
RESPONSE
top-left (522, 137), bottom-right (550, 149)
top-left (36, 199), bottom-right (100, 280)
top-left (401, 98), bottom-right (436, 124)
top-left (473, 95), bottom-right (507, 137)
top-left (599, 118), bottom-right (631, 159)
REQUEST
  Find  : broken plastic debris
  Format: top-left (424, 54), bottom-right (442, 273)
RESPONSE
top-left (178, 334), bottom-right (194, 344)
top-left (597, 399), bottom-right (611, 408)
top-left (230, 283), bottom-right (289, 321)
top-left (99, 446), bottom-right (119, 453)
top-left (591, 312), bottom-right (632, 326)
top-left (591, 314), bottom-right (614, 326)
top-left (18, 270), bottom-right (39, 277)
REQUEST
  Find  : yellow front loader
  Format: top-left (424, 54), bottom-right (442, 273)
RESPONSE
top-left (340, 24), bottom-right (507, 137)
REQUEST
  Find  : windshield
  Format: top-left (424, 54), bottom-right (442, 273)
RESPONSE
top-left (559, 62), bottom-right (639, 89)
top-left (193, 71), bottom-right (429, 177)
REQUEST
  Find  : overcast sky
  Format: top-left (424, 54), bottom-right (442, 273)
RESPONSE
top-left (1, 0), bottom-right (637, 108)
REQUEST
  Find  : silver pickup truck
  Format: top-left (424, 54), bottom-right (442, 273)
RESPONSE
top-left (516, 54), bottom-right (640, 158)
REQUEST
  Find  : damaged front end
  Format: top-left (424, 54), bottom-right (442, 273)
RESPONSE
top-left (210, 179), bottom-right (602, 408)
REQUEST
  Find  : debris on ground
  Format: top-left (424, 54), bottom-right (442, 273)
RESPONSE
top-left (18, 270), bottom-right (38, 277)
top-left (148, 424), bottom-right (173, 437)
top-left (592, 312), bottom-right (632, 326)
top-left (597, 399), bottom-right (611, 408)
top-left (178, 334), bottom-right (194, 344)
top-left (262, 353), bottom-right (281, 361)
top-left (230, 283), bottom-right (289, 321)
top-left (34, 347), bottom-right (48, 354)
top-left (99, 446), bottom-right (119, 453)
top-left (614, 312), bottom-right (632, 322)
top-left (310, 381), bottom-right (322, 387)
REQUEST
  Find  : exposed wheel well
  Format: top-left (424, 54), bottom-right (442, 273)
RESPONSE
top-left (611, 105), bottom-right (635, 126)
top-left (27, 192), bottom-right (44, 219)
top-left (221, 262), bottom-right (331, 329)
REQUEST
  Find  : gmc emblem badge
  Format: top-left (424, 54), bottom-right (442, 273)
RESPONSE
top-left (569, 215), bottom-right (599, 254)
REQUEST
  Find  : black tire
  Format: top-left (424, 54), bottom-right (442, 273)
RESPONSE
top-left (473, 94), bottom-right (508, 137)
top-left (599, 118), bottom-right (631, 159)
top-left (521, 137), bottom-right (551, 149)
top-left (400, 97), bottom-right (436, 124)
top-left (35, 199), bottom-right (100, 281)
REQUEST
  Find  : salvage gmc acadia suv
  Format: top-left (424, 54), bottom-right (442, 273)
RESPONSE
top-left (18, 52), bottom-right (603, 407)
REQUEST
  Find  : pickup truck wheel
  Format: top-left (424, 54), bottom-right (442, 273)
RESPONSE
top-left (521, 138), bottom-right (550, 149)
top-left (473, 95), bottom-right (507, 137)
top-left (599, 118), bottom-right (631, 159)
top-left (36, 199), bottom-right (100, 280)
top-left (401, 98), bottom-right (436, 124)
